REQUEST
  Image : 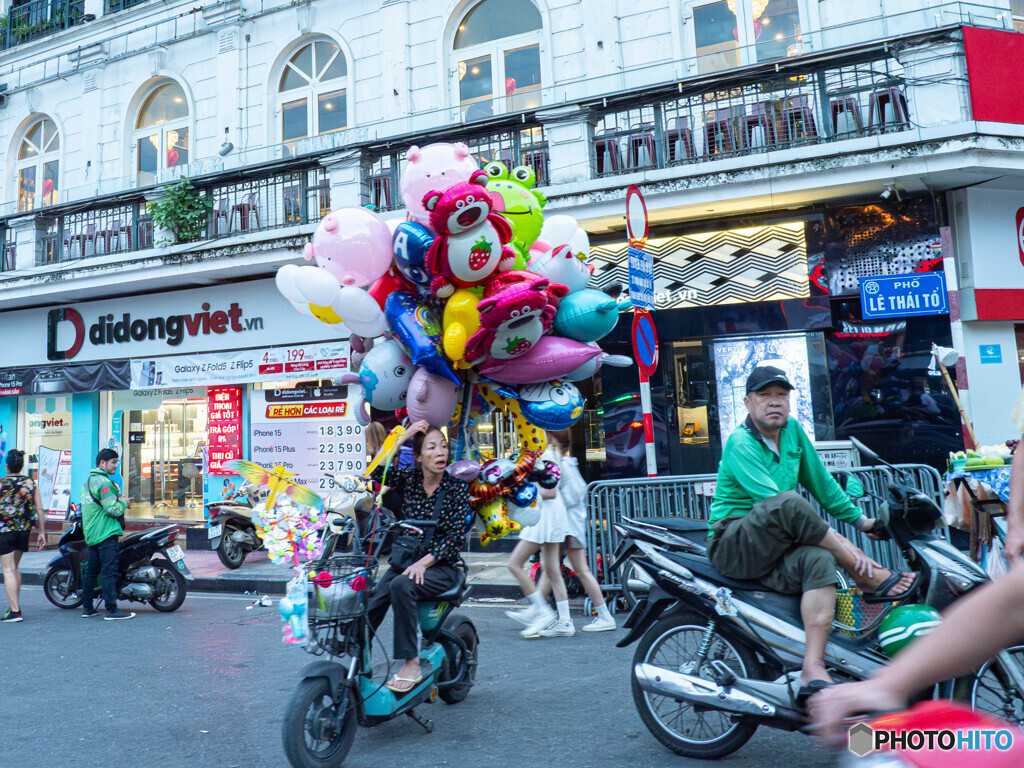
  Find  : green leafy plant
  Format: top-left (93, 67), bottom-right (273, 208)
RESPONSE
top-left (146, 177), bottom-right (213, 245)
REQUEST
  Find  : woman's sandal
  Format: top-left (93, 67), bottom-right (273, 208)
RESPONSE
top-left (862, 570), bottom-right (922, 604)
top-left (386, 673), bottom-right (424, 694)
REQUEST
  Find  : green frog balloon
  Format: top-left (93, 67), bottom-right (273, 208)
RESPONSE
top-left (485, 161), bottom-right (546, 269)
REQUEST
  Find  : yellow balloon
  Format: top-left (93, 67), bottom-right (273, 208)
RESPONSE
top-left (442, 290), bottom-right (481, 368)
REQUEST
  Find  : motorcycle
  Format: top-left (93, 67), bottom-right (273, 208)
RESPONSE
top-left (281, 504), bottom-right (478, 768)
top-left (615, 436), bottom-right (1024, 759)
top-left (206, 482), bottom-right (268, 569)
top-left (43, 504), bottom-right (192, 613)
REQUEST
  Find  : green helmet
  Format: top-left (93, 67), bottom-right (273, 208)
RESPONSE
top-left (878, 604), bottom-right (941, 657)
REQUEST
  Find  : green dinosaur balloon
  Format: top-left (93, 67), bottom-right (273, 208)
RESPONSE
top-left (484, 161), bottom-right (547, 269)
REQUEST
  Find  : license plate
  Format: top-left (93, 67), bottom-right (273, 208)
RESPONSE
top-left (166, 545), bottom-right (185, 563)
top-left (207, 524), bottom-right (223, 540)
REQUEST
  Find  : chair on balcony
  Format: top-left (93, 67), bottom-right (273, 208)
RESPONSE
top-left (230, 193), bottom-right (261, 232)
top-left (211, 198), bottom-right (231, 235)
top-left (627, 124), bottom-right (657, 169)
top-left (704, 107), bottom-right (742, 156)
top-left (664, 116), bottom-right (695, 163)
top-left (744, 102), bottom-right (776, 150)
top-left (94, 220), bottom-right (119, 254)
top-left (64, 223), bottom-right (96, 260)
top-left (595, 127), bottom-right (623, 175)
top-left (868, 87), bottom-right (909, 134)
top-left (830, 96), bottom-right (864, 138)
top-left (780, 95), bottom-right (818, 144)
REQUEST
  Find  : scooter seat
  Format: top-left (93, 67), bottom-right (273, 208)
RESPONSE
top-left (423, 570), bottom-right (467, 603)
top-left (634, 516), bottom-right (708, 534)
top-left (121, 530), bottom-right (149, 546)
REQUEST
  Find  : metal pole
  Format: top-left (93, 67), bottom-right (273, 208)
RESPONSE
top-left (639, 368), bottom-right (657, 478)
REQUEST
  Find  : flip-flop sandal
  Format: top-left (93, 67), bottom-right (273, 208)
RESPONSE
top-left (386, 673), bottom-right (424, 694)
top-left (796, 679), bottom-right (833, 705)
top-left (862, 570), bottom-right (921, 604)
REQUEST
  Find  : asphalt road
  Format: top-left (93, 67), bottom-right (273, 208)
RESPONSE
top-left (0, 587), bottom-right (836, 768)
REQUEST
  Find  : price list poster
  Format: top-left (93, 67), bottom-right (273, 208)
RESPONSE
top-left (250, 386), bottom-right (364, 493)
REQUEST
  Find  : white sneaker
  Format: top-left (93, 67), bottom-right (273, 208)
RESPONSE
top-left (520, 606), bottom-right (557, 638)
top-left (538, 619), bottom-right (576, 638)
top-left (504, 606), bottom-right (539, 627)
top-left (582, 616), bottom-right (617, 632)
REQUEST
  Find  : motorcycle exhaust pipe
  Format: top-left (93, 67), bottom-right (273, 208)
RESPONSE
top-left (634, 663), bottom-right (778, 718)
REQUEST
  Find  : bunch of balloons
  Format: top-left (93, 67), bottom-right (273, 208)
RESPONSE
top-left (277, 142), bottom-right (632, 543)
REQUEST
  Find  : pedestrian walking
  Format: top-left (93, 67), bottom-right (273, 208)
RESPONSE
top-left (80, 449), bottom-right (135, 620)
top-left (0, 449), bottom-right (47, 622)
top-left (513, 429), bottom-right (616, 638)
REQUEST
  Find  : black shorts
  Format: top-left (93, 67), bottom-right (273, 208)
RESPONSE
top-left (0, 530), bottom-right (31, 556)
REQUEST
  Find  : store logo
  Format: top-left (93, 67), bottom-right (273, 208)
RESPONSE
top-left (863, 280), bottom-right (881, 295)
top-left (1016, 207), bottom-right (1024, 268)
top-left (47, 303), bottom-right (264, 361)
top-left (47, 308), bottom-right (85, 361)
top-left (28, 417), bottom-right (66, 429)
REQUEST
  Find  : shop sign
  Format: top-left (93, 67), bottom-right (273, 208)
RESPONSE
top-left (860, 273), bottom-right (948, 320)
top-left (130, 342), bottom-right (349, 389)
top-left (980, 344), bottom-right (1002, 364)
top-left (0, 361), bottom-right (130, 396)
top-left (249, 389), bottom-right (363, 493)
top-left (207, 386), bottom-right (243, 475)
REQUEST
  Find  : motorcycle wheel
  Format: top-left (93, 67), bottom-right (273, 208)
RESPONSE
top-left (439, 621), bottom-right (479, 704)
top-left (282, 678), bottom-right (357, 768)
top-left (631, 612), bottom-right (760, 759)
top-left (43, 567), bottom-right (84, 609)
top-left (968, 645), bottom-right (1024, 726)
top-left (149, 558), bottom-right (187, 612)
top-left (217, 526), bottom-right (248, 569)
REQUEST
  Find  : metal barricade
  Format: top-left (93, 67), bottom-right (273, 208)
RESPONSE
top-left (586, 464), bottom-right (945, 599)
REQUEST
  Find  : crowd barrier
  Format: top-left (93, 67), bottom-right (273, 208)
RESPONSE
top-left (585, 464), bottom-right (945, 598)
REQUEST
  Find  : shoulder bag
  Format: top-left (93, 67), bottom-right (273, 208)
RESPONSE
top-left (389, 486), bottom-right (447, 572)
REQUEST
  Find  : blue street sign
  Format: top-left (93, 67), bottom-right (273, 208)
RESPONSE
top-left (980, 344), bottom-right (1002, 364)
top-left (860, 273), bottom-right (948, 320)
top-left (631, 311), bottom-right (659, 378)
top-left (628, 245), bottom-right (654, 311)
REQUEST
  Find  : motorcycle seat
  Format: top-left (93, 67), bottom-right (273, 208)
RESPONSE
top-left (633, 516), bottom-right (710, 550)
top-left (422, 570), bottom-right (467, 603)
top-left (122, 526), bottom-right (180, 547)
top-left (121, 530), bottom-right (149, 546)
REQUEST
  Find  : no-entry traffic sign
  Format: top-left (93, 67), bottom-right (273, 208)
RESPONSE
top-left (631, 310), bottom-right (659, 380)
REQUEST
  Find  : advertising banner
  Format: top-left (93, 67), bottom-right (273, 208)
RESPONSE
top-left (206, 386), bottom-right (243, 475)
top-left (0, 361), bottom-right (130, 396)
top-left (38, 446), bottom-right (73, 520)
top-left (130, 342), bottom-right (349, 389)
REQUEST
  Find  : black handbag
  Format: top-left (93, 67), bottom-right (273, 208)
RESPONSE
top-left (389, 487), bottom-right (446, 572)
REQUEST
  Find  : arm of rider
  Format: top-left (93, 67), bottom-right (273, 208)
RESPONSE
top-left (795, 428), bottom-right (869, 531)
top-left (811, 564), bottom-right (1024, 746)
top-left (1004, 444), bottom-right (1024, 565)
top-left (404, 552), bottom-right (437, 585)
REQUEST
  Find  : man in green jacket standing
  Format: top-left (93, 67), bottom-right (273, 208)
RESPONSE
top-left (708, 365), bottom-right (919, 701)
top-left (81, 449), bottom-right (135, 620)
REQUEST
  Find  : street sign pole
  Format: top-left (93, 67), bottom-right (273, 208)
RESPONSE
top-left (626, 185), bottom-right (658, 477)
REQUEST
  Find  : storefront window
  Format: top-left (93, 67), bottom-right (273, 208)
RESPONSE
top-left (21, 397), bottom-right (72, 480)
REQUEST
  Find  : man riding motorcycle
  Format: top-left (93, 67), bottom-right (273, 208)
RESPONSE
top-left (708, 364), bottom-right (921, 702)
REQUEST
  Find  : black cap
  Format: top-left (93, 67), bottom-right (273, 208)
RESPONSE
top-left (745, 365), bottom-right (795, 394)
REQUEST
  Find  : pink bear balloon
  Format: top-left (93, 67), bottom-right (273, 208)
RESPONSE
top-left (303, 208), bottom-right (393, 287)
top-left (400, 143), bottom-right (480, 226)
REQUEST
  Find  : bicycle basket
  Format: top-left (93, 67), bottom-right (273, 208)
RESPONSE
top-left (834, 587), bottom-right (889, 637)
top-left (308, 555), bottom-right (378, 625)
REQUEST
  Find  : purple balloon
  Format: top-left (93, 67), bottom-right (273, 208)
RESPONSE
top-left (447, 460), bottom-right (483, 482)
top-left (406, 368), bottom-right (459, 428)
top-left (477, 337), bottom-right (602, 384)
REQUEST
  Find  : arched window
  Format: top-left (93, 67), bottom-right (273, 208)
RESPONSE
top-left (453, 0), bottom-right (543, 121)
top-left (16, 117), bottom-right (60, 212)
top-left (277, 39), bottom-right (348, 145)
top-left (134, 82), bottom-right (190, 185)
top-left (685, 0), bottom-right (803, 74)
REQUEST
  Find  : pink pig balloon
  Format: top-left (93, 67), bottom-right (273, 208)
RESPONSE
top-left (400, 143), bottom-right (479, 225)
top-left (303, 208), bottom-right (393, 287)
top-left (406, 367), bottom-right (460, 428)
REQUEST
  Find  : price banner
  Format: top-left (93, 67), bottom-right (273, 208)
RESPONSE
top-left (249, 388), bottom-right (364, 493)
top-left (207, 385), bottom-right (243, 475)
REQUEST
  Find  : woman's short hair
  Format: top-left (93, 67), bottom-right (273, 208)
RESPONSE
top-left (411, 427), bottom-right (446, 460)
top-left (5, 449), bottom-right (25, 474)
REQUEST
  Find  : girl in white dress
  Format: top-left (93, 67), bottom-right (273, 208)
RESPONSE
top-left (506, 429), bottom-right (616, 636)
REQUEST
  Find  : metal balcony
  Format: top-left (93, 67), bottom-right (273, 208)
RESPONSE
top-left (3, 0), bottom-right (84, 49)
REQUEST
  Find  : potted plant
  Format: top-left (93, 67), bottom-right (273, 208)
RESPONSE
top-left (146, 177), bottom-right (214, 245)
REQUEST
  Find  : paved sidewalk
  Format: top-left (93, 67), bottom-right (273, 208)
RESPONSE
top-left (7, 546), bottom-right (520, 598)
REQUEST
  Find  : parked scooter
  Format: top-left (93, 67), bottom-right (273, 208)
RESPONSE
top-left (615, 437), bottom-right (1024, 759)
top-left (282, 505), bottom-right (478, 768)
top-left (43, 504), bottom-right (192, 613)
top-left (207, 482), bottom-right (268, 569)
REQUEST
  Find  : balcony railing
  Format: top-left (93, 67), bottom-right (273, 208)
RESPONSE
top-left (37, 201), bottom-right (152, 267)
top-left (206, 168), bottom-right (329, 239)
top-left (367, 124), bottom-right (549, 213)
top-left (592, 52), bottom-right (912, 177)
top-left (3, 0), bottom-right (84, 50)
top-left (1, 227), bottom-right (14, 271)
top-left (104, 0), bottom-right (148, 13)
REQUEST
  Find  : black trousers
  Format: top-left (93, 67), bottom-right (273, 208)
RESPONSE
top-left (83, 536), bottom-right (120, 611)
top-left (367, 564), bottom-right (459, 661)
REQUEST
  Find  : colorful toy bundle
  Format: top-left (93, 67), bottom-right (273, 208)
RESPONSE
top-left (276, 143), bottom-right (633, 544)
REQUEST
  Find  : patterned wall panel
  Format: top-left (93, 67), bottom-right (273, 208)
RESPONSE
top-left (589, 222), bottom-right (810, 309)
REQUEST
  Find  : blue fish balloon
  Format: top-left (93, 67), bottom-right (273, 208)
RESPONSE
top-left (385, 291), bottom-right (460, 385)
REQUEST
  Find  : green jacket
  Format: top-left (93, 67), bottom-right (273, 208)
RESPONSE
top-left (81, 468), bottom-right (127, 545)
top-left (709, 416), bottom-right (864, 534)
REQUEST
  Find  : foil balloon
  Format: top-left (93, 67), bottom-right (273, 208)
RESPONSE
top-left (447, 460), bottom-right (483, 483)
top-left (553, 288), bottom-right (620, 342)
top-left (367, 266), bottom-right (415, 311)
top-left (441, 289), bottom-right (481, 368)
top-left (473, 496), bottom-right (520, 546)
top-left (537, 214), bottom-right (591, 263)
top-left (303, 207), bottom-right (394, 287)
top-left (481, 458), bottom-right (517, 486)
top-left (401, 142), bottom-right (480, 226)
top-left (406, 367), bottom-right (460, 427)
top-left (562, 344), bottom-right (634, 381)
top-left (508, 493), bottom-right (540, 527)
top-left (424, 170), bottom-right (517, 299)
top-left (477, 336), bottom-right (602, 384)
top-left (508, 481), bottom-right (539, 509)
top-left (385, 291), bottom-right (460, 385)
top-left (464, 270), bottom-right (567, 367)
top-left (484, 161), bottom-right (546, 261)
top-left (339, 339), bottom-right (413, 415)
top-left (477, 383), bottom-right (546, 455)
top-left (392, 220), bottom-right (437, 299)
top-left (275, 264), bottom-right (387, 337)
top-left (499, 380), bottom-right (585, 431)
top-left (529, 243), bottom-right (594, 294)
